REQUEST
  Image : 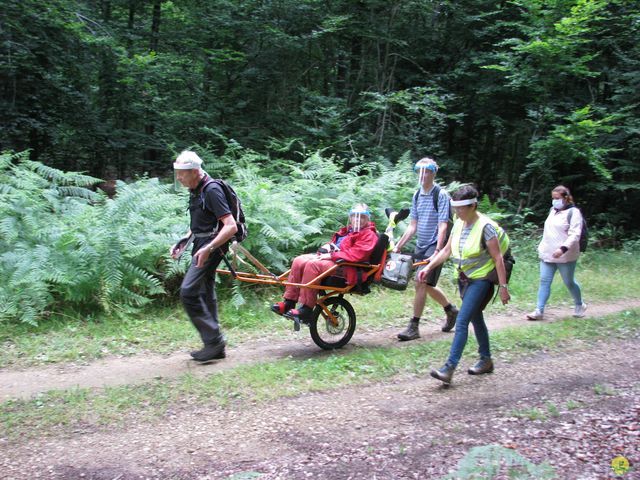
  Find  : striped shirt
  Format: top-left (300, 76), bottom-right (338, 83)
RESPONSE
top-left (410, 184), bottom-right (451, 249)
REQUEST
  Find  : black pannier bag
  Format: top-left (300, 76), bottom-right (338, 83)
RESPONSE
top-left (381, 253), bottom-right (413, 291)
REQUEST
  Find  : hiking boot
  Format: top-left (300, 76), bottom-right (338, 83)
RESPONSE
top-left (397, 318), bottom-right (420, 341)
top-left (573, 302), bottom-right (588, 318)
top-left (467, 357), bottom-right (494, 375)
top-left (441, 305), bottom-right (458, 332)
top-left (430, 363), bottom-right (455, 384)
top-left (190, 347), bottom-right (206, 359)
top-left (192, 340), bottom-right (226, 362)
top-left (526, 309), bottom-right (543, 321)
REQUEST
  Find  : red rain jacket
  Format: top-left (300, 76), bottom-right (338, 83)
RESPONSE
top-left (329, 223), bottom-right (379, 285)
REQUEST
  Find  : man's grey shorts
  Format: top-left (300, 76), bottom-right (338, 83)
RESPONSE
top-left (414, 244), bottom-right (443, 287)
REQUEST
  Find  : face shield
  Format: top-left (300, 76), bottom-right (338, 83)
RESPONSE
top-left (173, 151), bottom-right (203, 192)
top-left (348, 207), bottom-right (371, 233)
top-left (414, 162), bottom-right (437, 186)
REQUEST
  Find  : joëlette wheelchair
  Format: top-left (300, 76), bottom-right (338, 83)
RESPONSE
top-left (216, 233), bottom-right (390, 350)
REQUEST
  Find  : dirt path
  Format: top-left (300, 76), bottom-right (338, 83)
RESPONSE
top-left (1, 336), bottom-right (638, 479)
top-left (1, 300), bottom-right (639, 401)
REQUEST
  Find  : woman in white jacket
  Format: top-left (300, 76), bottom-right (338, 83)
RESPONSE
top-left (527, 185), bottom-right (587, 321)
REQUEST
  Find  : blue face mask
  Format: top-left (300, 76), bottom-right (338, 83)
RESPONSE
top-left (552, 198), bottom-right (564, 210)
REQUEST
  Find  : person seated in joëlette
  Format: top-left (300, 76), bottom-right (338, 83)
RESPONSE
top-left (271, 204), bottom-right (379, 323)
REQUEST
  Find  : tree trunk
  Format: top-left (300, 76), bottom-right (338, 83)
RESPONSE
top-left (150, 0), bottom-right (162, 52)
top-left (144, 0), bottom-right (163, 169)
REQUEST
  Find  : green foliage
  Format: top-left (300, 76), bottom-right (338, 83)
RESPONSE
top-left (0, 151), bottom-right (183, 324)
top-left (443, 444), bottom-right (556, 479)
top-left (0, 147), bottom-right (415, 324)
top-left (526, 106), bottom-right (616, 182)
top-left (2, 0), bottom-right (640, 235)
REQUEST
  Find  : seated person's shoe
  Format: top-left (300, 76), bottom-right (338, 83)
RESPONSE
top-left (271, 300), bottom-right (295, 316)
top-left (467, 357), bottom-right (494, 375)
top-left (192, 340), bottom-right (226, 362)
top-left (285, 305), bottom-right (314, 324)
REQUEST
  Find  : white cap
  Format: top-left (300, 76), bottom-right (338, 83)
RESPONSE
top-left (173, 151), bottom-right (203, 170)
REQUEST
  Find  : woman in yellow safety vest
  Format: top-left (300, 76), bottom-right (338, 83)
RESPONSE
top-left (417, 185), bottom-right (511, 384)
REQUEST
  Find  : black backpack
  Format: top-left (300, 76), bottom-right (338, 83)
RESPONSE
top-left (413, 184), bottom-right (454, 241)
top-left (567, 207), bottom-right (588, 252)
top-left (201, 178), bottom-right (248, 243)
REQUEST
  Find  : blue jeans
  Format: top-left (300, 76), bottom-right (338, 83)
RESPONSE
top-left (536, 261), bottom-right (582, 313)
top-left (447, 279), bottom-right (493, 367)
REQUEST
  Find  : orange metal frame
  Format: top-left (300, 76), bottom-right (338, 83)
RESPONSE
top-left (216, 259), bottom-right (382, 327)
top-left (216, 245), bottom-right (428, 327)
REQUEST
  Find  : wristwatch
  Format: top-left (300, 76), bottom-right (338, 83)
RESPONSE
top-left (499, 284), bottom-right (508, 289)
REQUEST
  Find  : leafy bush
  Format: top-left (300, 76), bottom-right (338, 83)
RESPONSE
top-left (1, 148), bottom-right (426, 324)
top-left (0, 151), bottom-right (184, 324)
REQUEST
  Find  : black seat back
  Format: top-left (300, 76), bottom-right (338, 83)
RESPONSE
top-left (369, 233), bottom-right (389, 266)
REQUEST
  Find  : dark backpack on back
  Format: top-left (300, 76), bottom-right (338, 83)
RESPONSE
top-left (413, 184), bottom-right (454, 241)
top-left (567, 207), bottom-right (588, 252)
top-left (479, 220), bottom-right (516, 285)
top-left (201, 178), bottom-right (248, 243)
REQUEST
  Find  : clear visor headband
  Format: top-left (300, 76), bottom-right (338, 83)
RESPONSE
top-left (415, 163), bottom-right (437, 184)
top-left (349, 209), bottom-right (370, 232)
top-left (450, 198), bottom-right (478, 207)
top-left (413, 163), bottom-right (438, 173)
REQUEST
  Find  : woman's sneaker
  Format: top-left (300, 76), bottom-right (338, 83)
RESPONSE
top-left (526, 309), bottom-right (543, 321)
top-left (573, 303), bottom-right (588, 318)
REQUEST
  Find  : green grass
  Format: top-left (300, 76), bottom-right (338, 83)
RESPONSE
top-left (1, 246), bottom-right (639, 368)
top-left (565, 400), bottom-right (583, 410)
top-left (1, 309), bottom-right (639, 440)
top-left (593, 383), bottom-right (617, 396)
top-left (510, 407), bottom-right (547, 421)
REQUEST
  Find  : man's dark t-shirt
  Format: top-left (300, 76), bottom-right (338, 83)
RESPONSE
top-left (189, 176), bottom-right (231, 252)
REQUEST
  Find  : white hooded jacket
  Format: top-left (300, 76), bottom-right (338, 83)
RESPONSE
top-left (538, 206), bottom-right (583, 263)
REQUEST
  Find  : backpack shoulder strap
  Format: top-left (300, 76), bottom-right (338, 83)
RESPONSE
top-left (198, 177), bottom-right (217, 213)
top-left (432, 184), bottom-right (441, 213)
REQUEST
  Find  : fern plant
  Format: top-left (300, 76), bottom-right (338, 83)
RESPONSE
top-left (0, 151), bottom-right (186, 324)
top-left (443, 444), bottom-right (556, 479)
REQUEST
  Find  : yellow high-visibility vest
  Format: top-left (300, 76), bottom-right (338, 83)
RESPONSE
top-left (450, 213), bottom-right (509, 280)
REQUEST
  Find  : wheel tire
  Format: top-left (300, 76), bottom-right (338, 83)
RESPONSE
top-left (309, 297), bottom-right (356, 350)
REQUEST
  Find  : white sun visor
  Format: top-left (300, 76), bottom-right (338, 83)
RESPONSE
top-left (450, 198), bottom-right (478, 207)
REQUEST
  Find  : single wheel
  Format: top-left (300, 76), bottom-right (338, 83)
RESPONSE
top-left (309, 297), bottom-right (356, 350)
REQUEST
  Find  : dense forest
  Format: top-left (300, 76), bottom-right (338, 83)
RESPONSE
top-left (1, 0), bottom-right (640, 324)
top-left (2, 0), bottom-right (639, 223)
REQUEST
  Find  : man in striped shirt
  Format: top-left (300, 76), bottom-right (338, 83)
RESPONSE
top-left (393, 157), bottom-right (459, 340)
